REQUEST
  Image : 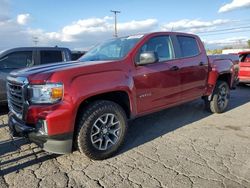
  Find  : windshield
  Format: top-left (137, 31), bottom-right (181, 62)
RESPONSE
top-left (79, 35), bottom-right (144, 62)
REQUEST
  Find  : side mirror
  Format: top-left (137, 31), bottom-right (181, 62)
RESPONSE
top-left (137, 52), bottom-right (158, 66)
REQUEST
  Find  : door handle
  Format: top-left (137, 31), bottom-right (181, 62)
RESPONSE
top-left (170, 66), bottom-right (179, 71)
top-left (199, 62), bottom-right (205, 66)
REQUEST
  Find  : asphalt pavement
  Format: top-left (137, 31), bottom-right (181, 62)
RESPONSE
top-left (0, 85), bottom-right (250, 188)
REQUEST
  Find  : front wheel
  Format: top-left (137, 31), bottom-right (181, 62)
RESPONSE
top-left (76, 100), bottom-right (128, 160)
top-left (205, 81), bottom-right (230, 113)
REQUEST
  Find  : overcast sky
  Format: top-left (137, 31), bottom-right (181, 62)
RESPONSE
top-left (0, 0), bottom-right (250, 51)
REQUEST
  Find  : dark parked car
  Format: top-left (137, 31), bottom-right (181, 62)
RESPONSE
top-left (0, 47), bottom-right (72, 103)
top-left (71, 50), bottom-right (87, 60)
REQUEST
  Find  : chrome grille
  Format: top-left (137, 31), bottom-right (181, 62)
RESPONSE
top-left (7, 77), bottom-right (28, 119)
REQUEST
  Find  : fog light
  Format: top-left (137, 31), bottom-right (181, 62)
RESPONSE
top-left (36, 119), bottom-right (48, 135)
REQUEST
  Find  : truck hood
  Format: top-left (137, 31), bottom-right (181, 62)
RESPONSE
top-left (9, 60), bottom-right (122, 83)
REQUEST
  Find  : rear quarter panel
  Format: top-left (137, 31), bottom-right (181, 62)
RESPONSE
top-left (206, 56), bottom-right (235, 95)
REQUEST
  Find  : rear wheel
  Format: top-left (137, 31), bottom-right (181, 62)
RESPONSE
top-left (205, 81), bottom-right (230, 113)
top-left (76, 100), bottom-right (128, 160)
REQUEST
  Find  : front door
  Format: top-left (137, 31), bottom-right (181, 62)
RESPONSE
top-left (133, 35), bottom-right (181, 114)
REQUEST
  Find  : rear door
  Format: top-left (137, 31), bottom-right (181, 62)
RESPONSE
top-left (0, 50), bottom-right (33, 101)
top-left (173, 35), bottom-right (208, 101)
top-left (239, 53), bottom-right (250, 82)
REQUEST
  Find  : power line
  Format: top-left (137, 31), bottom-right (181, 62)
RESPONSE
top-left (172, 21), bottom-right (250, 37)
top-left (197, 25), bottom-right (250, 34)
top-left (199, 28), bottom-right (250, 36)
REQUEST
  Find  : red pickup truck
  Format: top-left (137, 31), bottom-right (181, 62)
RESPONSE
top-left (7, 32), bottom-right (237, 160)
top-left (239, 51), bottom-right (250, 84)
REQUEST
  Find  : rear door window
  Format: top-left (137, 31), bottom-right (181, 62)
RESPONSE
top-left (177, 36), bottom-right (200, 58)
top-left (0, 51), bottom-right (33, 70)
top-left (40, 50), bottom-right (63, 64)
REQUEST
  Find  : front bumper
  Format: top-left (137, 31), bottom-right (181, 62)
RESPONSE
top-left (8, 113), bottom-right (73, 154)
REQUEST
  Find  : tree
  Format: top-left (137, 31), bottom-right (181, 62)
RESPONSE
top-left (206, 49), bottom-right (223, 55)
top-left (248, 40), bottom-right (250, 48)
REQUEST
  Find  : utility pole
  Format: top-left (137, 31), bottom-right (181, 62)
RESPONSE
top-left (110, 10), bottom-right (121, 37)
top-left (32, 36), bottom-right (39, 46)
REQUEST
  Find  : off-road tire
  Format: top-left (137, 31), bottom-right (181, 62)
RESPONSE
top-left (75, 100), bottom-right (128, 160)
top-left (205, 80), bottom-right (230, 113)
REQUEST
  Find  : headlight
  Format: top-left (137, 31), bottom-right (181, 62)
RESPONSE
top-left (28, 83), bottom-right (64, 104)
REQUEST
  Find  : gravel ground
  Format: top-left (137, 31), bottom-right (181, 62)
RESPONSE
top-left (0, 85), bottom-right (250, 188)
